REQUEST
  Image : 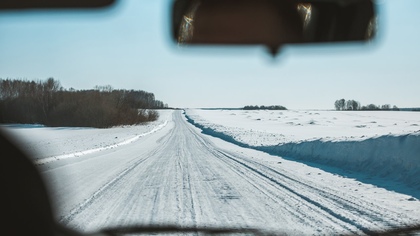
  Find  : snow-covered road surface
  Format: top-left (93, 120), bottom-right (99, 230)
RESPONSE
top-left (38, 110), bottom-right (420, 235)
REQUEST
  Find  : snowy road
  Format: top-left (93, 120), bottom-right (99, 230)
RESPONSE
top-left (40, 110), bottom-right (420, 235)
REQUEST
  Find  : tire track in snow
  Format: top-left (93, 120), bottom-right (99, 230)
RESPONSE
top-left (216, 149), bottom-right (418, 230)
top-left (184, 121), bottom-right (359, 234)
top-left (213, 149), bottom-right (375, 234)
top-left (59, 154), bottom-right (152, 225)
top-left (58, 122), bottom-right (173, 226)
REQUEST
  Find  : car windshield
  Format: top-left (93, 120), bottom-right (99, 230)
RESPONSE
top-left (1, 0), bottom-right (420, 235)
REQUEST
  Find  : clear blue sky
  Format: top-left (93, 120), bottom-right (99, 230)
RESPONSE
top-left (0, 0), bottom-right (419, 109)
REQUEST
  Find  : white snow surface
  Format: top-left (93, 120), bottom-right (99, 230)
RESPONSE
top-left (2, 110), bottom-right (173, 163)
top-left (185, 109), bottom-right (420, 144)
top-left (185, 109), bottom-right (420, 188)
top-left (2, 109), bottom-right (420, 235)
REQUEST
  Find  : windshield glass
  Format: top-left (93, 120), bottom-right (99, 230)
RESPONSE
top-left (1, 0), bottom-right (420, 235)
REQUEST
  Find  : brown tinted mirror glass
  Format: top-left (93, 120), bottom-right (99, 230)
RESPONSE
top-left (172, 0), bottom-right (376, 54)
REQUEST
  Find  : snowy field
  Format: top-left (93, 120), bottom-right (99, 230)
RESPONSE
top-left (185, 109), bottom-right (420, 144)
top-left (2, 110), bottom-right (173, 163)
top-left (185, 109), bottom-right (420, 189)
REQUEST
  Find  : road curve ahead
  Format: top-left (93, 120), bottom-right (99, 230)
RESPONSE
top-left (42, 110), bottom-right (420, 235)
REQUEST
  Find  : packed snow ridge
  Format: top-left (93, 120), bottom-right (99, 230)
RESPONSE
top-left (184, 109), bottom-right (420, 189)
top-left (34, 121), bottom-right (168, 165)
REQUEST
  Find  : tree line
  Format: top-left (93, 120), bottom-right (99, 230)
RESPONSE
top-left (0, 78), bottom-right (168, 128)
top-left (243, 105), bottom-right (287, 110)
top-left (334, 99), bottom-right (399, 111)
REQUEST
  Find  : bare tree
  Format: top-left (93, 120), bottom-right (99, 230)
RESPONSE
top-left (381, 104), bottom-right (391, 110)
top-left (334, 99), bottom-right (346, 110)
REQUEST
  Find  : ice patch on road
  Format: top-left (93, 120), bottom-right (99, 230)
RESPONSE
top-left (35, 121), bottom-right (168, 165)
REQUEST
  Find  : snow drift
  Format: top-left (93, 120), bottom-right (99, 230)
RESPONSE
top-left (257, 134), bottom-right (420, 187)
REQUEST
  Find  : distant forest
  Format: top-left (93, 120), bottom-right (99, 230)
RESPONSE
top-left (243, 105), bottom-right (287, 110)
top-left (334, 99), bottom-right (399, 111)
top-left (0, 78), bottom-right (168, 128)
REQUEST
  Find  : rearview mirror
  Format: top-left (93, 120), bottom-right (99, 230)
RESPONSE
top-left (172, 0), bottom-right (376, 55)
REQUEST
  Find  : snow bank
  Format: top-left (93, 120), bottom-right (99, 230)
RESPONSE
top-left (184, 109), bottom-right (420, 189)
top-left (257, 134), bottom-right (420, 187)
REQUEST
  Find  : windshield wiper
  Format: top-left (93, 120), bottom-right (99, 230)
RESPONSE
top-left (55, 223), bottom-right (420, 236)
top-left (97, 225), bottom-right (274, 235)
